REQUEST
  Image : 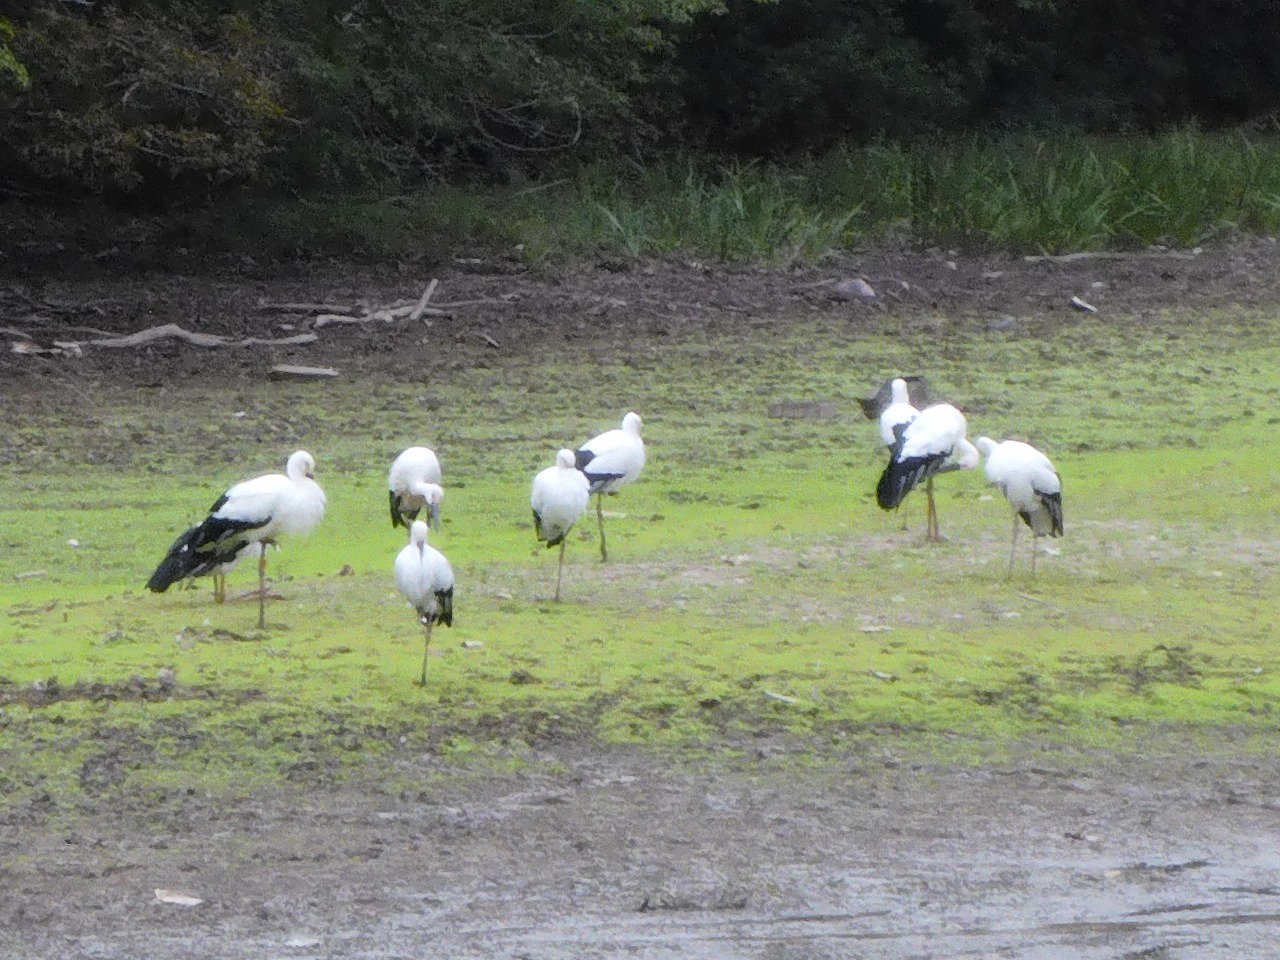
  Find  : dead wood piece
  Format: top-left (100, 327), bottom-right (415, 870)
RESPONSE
top-left (269, 364), bottom-right (339, 381)
top-left (89, 323), bottom-right (228, 348)
top-left (56, 323), bottom-right (322, 350)
top-left (1023, 250), bottom-right (1201, 264)
top-left (243, 333), bottom-right (319, 347)
top-left (408, 279), bottom-right (440, 321)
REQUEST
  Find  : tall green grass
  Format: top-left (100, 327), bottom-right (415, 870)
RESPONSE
top-left (227, 128), bottom-right (1280, 263)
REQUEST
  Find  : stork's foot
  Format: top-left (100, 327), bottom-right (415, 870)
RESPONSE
top-left (926, 531), bottom-right (950, 544)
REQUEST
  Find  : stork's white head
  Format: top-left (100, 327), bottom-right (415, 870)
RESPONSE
top-left (287, 450), bottom-right (317, 480)
top-left (420, 483), bottom-right (444, 531)
top-left (889, 378), bottom-right (910, 405)
top-left (409, 519), bottom-right (429, 549)
top-left (556, 448), bottom-right (577, 469)
top-left (975, 436), bottom-right (997, 459)
top-left (622, 412), bottom-right (643, 436)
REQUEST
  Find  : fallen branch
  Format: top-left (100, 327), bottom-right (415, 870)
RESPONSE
top-left (86, 323), bottom-right (318, 349)
top-left (1023, 249), bottom-right (1201, 264)
top-left (408, 279), bottom-right (440, 322)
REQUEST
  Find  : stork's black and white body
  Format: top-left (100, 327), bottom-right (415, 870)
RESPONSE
top-left (876, 403), bottom-right (979, 542)
top-left (394, 519), bottom-right (454, 685)
top-left (975, 437), bottom-right (1063, 576)
top-left (388, 446), bottom-right (444, 534)
top-left (147, 450), bottom-right (326, 628)
top-left (575, 411), bottom-right (645, 562)
top-left (531, 448), bottom-right (591, 601)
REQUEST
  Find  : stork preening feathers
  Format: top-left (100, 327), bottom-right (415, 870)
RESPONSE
top-left (876, 401), bottom-right (979, 542)
top-left (532, 448), bottom-right (591, 601)
top-left (388, 446), bottom-right (444, 534)
top-left (147, 450), bottom-right (326, 628)
top-left (877, 377), bottom-right (920, 448)
top-left (575, 411), bottom-right (645, 562)
top-left (394, 519), bottom-right (455, 685)
top-left (975, 437), bottom-right (1063, 575)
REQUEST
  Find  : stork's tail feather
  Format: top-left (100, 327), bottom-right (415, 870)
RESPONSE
top-left (147, 515), bottom-right (263, 592)
top-left (877, 458), bottom-right (922, 510)
top-left (390, 490), bottom-right (405, 529)
top-left (1042, 490), bottom-right (1064, 537)
top-left (147, 524), bottom-right (208, 592)
top-left (436, 588), bottom-right (454, 627)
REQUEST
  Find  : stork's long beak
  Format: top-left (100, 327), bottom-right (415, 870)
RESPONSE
top-left (429, 502), bottom-right (441, 532)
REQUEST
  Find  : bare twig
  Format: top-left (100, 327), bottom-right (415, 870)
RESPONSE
top-left (408, 279), bottom-right (440, 322)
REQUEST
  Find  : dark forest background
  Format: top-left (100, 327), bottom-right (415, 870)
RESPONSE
top-left (3, 0), bottom-right (1279, 208)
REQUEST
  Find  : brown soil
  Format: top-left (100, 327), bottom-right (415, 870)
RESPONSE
top-left (4, 239), bottom-right (1280, 393)
top-left (5, 242), bottom-right (1280, 957)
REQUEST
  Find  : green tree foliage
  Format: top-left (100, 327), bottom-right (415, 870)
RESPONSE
top-left (0, 0), bottom-right (723, 203)
top-left (4, 0), bottom-right (1280, 206)
top-left (0, 17), bottom-right (30, 90)
top-left (669, 0), bottom-right (1280, 155)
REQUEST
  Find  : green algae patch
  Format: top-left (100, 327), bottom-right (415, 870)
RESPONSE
top-left (2, 305), bottom-right (1279, 813)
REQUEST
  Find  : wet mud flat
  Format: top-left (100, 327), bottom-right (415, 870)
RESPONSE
top-left (4, 743), bottom-right (1279, 959)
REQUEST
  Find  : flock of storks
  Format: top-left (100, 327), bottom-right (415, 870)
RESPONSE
top-left (145, 380), bottom-right (1062, 684)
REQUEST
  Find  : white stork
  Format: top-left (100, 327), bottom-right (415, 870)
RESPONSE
top-left (974, 437), bottom-right (1063, 576)
top-left (394, 519), bottom-right (454, 685)
top-left (876, 403), bottom-right (978, 541)
top-left (878, 378), bottom-right (920, 447)
top-left (147, 450), bottom-right (326, 628)
top-left (575, 411), bottom-right (645, 561)
top-left (531, 448), bottom-right (591, 601)
top-left (388, 446), bottom-right (444, 533)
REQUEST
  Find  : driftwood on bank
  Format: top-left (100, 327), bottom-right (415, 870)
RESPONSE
top-left (4, 278), bottom-right (511, 360)
top-left (88, 323), bottom-right (320, 349)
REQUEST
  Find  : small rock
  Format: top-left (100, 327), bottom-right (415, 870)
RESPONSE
top-left (832, 277), bottom-right (876, 300)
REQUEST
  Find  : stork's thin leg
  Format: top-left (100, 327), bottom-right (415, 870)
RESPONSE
top-left (257, 549), bottom-right (268, 629)
top-left (596, 493), bottom-right (609, 562)
top-left (214, 572), bottom-right (225, 604)
top-left (925, 477), bottom-right (940, 542)
top-left (418, 620), bottom-right (434, 686)
top-left (1031, 533), bottom-right (1039, 577)
top-left (1008, 511), bottom-right (1020, 578)
top-left (554, 539), bottom-right (567, 602)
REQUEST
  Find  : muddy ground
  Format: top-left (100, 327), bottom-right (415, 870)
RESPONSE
top-left (4, 242), bottom-right (1280, 958)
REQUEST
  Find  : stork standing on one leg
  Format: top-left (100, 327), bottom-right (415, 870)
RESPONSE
top-left (974, 437), bottom-right (1063, 576)
top-left (394, 519), bottom-right (454, 685)
top-left (575, 411), bottom-right (645, 562)
top-left (147, 450), bottom-right (326, 628)
top-left (876, 403), bottom-right (978, 542)
top-left (532, 448), bottom-right (591, 600)
top-left (388, 446), bottom-right (444, 534)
